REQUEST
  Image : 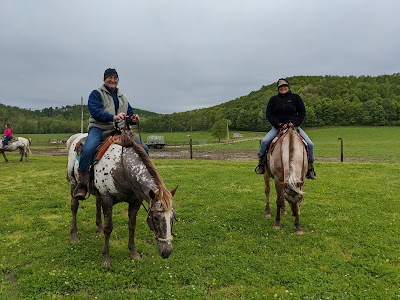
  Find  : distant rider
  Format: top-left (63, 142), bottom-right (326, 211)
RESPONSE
top-left (2, 123), bottom-right (13, 148)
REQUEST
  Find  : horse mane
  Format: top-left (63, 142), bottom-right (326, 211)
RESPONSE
top-left (118, 132), bottom-right (173, 211)
top-left (287, 128), bottom-right (305, 196)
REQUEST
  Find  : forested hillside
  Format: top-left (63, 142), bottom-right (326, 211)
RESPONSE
top-left (142, 74), bottom-right (400, 132)
top-left (0, 104), bottom-right (158, 134)
top-left (1, 74), bottom-right (399, 134)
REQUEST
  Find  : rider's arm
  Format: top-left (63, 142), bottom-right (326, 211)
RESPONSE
top-left (266, 97), bottom-right (281, 128)
top-left (88, 90), bottom-right (114, 122)
top-left (293, 94), bottom-right (306, 127)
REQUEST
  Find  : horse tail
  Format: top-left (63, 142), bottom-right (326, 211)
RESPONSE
top-left (26, 139), bottom-right (32, 154)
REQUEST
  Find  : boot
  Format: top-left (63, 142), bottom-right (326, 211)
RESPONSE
top-left (255, 155), bottom-right (266, 174)
top-left (73, 169), bottom-right (91, 200)
top-left (306, 160), bottom-right (316, 179)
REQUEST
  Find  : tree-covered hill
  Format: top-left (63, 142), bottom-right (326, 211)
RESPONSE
top-left (0, 104), bottom-right (158, 134)
top-left (1, 74), bottom-right (399, 134)
top-left (141, 74), bottom-right (400, 132)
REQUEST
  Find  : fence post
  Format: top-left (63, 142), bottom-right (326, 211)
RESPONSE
top-left (338, 138), bottom-right (343, 162)
top-left (189, 138), bottom-right (193, 159)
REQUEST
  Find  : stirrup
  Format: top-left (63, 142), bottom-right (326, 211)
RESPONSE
top-left (306, 169), bottom-right (316, 179)
top-left (73, 184), bottom-right (89, 200)
top-left (255, 164), bottom-right (265, 174)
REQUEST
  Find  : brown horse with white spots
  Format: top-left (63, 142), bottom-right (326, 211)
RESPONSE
top-left (67, 132), bottom-right (177, 266)
top-left (264, 124), bottom-right (308, 234)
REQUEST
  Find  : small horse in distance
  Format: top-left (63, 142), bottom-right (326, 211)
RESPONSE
top-left (264, 123), bottom-right (308, 234)
top-left (67, 131), bottom-right (177, 266)
top-left (0, 137), bottom-right (32, 162)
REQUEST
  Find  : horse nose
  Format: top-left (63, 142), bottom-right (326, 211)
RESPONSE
top-left (159, 244), bottom-right (173, 259)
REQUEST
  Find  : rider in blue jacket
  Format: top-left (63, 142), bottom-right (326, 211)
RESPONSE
top-left (74, 68), bottom-right (149, 199)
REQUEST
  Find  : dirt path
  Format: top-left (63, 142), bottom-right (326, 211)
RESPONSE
top-left (32, 147), bottom-right (257, 161)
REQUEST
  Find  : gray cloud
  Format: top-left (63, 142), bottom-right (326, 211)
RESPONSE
top-left (1, 0), bottom-right (399, 113)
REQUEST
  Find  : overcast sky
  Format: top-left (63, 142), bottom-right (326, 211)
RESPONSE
top-left (1, 0), bottom-right (399, 114)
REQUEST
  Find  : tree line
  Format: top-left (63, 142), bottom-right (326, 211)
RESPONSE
top-left (1, 74), bottom-right (399, 134)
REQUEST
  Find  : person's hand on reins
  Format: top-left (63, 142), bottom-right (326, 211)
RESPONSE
top-left (130, 114), bottom-right (140, 124)
top-left (113, 112), bottom-right (127, 121)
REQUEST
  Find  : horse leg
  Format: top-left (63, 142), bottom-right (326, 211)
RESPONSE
top-left (264, 172), bottom-right (271, 218)
top-left (128, 201), bottom-right (142, 261)
top-left (70, 196), bottom-right (80, 242)
top-left (274, 183), bottom-right (284, 230)
top-left (95, 196), bottom-right (103, 234)
top-left (101, 198), bottom-right (114, 266)
top-left (1, 151), bottom-right (8, 163)
top-left (19, 148), bottom-right (24, 162)
top-left (24, 148), bottom-right (28, 161)
top-left (290, 202), bottom-right (303, 235)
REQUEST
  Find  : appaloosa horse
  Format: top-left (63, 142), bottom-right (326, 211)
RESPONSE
top-left (0, 137), bottom-right (31, 162)
top-left (67, 132), bottom-right (177, 266)
top-left (264, 124), bottom-right (308, 234)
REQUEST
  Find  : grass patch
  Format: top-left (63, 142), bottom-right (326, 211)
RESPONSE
top-left (0, 152), bottom-right (399, 299)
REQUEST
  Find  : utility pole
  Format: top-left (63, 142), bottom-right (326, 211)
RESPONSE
top-left (226, 120), bottom-right (229, 142)
top-left (81, 96), bottom-right (84, 133)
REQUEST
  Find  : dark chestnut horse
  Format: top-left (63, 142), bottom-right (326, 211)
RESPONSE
top-left (264, 124), bottom-right (307, 234)
top-left (67, 132), bottom-right (177, 266)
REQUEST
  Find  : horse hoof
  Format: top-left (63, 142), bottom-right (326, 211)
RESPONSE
top-left (265, 213), bottom-right (271, 218)
top-left (296, 230), bottom-right (304, 235)
top-left (70, 235), bottom-right (79, 242)
top-left (274, 223), bottom-right (281, 230)
top-left (103, 258), bottom-right (111, 267)
top-left (130, 252), bottom-right (141, 261)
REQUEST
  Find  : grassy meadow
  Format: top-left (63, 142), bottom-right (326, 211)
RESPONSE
top-left (1, 127), bottom-right (399, 299)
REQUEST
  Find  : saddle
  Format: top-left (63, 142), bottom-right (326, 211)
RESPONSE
top-left (269, 127), bottom-right (308, 155)
top-left (74, 130), bottom-right (126, 163)
top-left (2, 137), bottom-right (17, 143)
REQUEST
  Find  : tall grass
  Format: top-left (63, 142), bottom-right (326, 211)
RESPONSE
top-left (1, 127), bottom-right (399, 299)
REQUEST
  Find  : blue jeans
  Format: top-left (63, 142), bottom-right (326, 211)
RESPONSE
top-left (79, 127), bottom-right (149, 172)
top-left (258, 127), bottom-right (314, 162)
top-left (3, 136), bottom-right (12, 146)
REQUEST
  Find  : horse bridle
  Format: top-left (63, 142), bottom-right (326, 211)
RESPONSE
top-left (119, 140), bottom-right (174, 244)
top-left (145, 201), bottom-right (174, 244)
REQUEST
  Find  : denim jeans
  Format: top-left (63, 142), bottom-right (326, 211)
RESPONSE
top-left (79, 127), bottom-right (149, 172)
top-left (3, 136), bottom-right (12, 146)
top-left (258, 127), bottom-right (314, 162)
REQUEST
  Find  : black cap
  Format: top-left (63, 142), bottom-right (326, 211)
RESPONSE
top-left (104, 68), bottom-right (118, 80)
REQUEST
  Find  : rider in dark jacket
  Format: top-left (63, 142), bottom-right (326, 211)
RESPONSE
top-left (255, 78), bottom-right (316, 179)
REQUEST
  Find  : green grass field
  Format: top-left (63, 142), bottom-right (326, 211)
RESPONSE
top-left (1, 127), bottom-right (399, 299)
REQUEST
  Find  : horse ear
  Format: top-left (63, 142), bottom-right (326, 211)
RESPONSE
top-left (170, 185), bottom-right (178, 196)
